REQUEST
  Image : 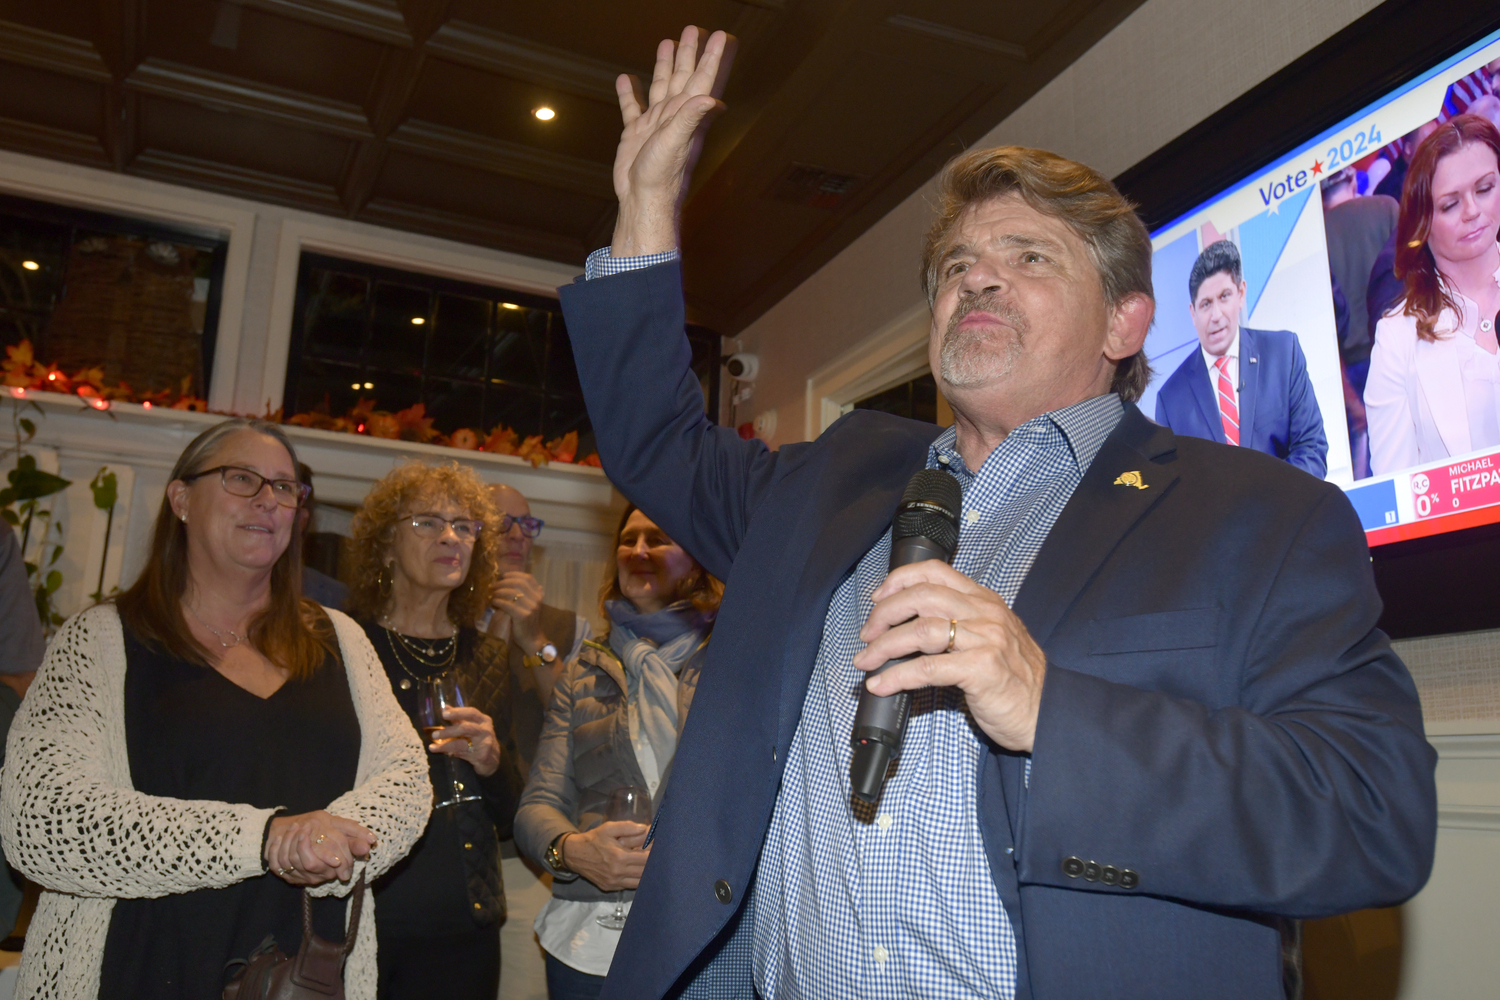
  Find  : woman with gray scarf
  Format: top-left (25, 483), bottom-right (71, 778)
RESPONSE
top-left (515, 505), bottom-right (720, 999)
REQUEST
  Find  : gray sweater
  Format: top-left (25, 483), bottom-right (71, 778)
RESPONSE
top-left (514, 637), bottom-right (705, 902)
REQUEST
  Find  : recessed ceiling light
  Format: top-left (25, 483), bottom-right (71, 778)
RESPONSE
top-left (351, 382), bottom-right (361, 390)
top-left (501, 302), bottom-right (521, 310)
top-left (533, 107), bottom-right (556, 121)
top-left (411, 316), bottom-right (425, 325)
top-left (21, 260), bottom-right (38, 271)
top-left (363, 381), bottom-right (374, 389)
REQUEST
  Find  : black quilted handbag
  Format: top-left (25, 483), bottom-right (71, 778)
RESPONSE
top-left (223, 874), bottom-right (365, 1000)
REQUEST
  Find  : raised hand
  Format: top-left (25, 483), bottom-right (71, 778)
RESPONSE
top-left (611, 26), bottom-right (735, 258)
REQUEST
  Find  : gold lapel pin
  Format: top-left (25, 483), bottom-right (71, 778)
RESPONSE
top-left (1113, 471), bottom-right (1148, 490)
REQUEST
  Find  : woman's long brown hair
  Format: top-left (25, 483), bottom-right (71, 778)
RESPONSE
top-left (1393, 113), bottom-right (1500, 342)
top-left (596, 503), bottom-right (722, 641)
top-left (114, 418), bottom-right (335, 680)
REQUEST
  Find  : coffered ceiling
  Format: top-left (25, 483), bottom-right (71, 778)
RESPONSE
top-left (0, 0), bottom-right (1145, 332)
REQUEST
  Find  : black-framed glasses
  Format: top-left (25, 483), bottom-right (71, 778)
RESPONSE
top-left (404, 513), bottom-right (484, 542)
top-left (498, 513), bottom-right (544, 538)
top-left (183, 466), bottom-right (310, 509)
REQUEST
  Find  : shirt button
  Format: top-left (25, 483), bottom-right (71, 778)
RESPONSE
top-left (964, 509), bottom-right (980, 524)
top-left (876, 814), bottom-right (893, 831)
top-left (872, 945), bottom-right (889, 965)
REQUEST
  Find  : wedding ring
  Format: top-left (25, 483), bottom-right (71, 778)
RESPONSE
top-left (511, 593), bottom-right (520, 602)
top-left (314, 834), bottom-right (327, 844)
top-left (277, 867), bottom-right (292, 876)
top-left (946, 619), bottom-right (959, 653)
top-left (464, 736), bottom-right (473, 750)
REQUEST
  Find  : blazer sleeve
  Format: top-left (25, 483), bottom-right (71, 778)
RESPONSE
top-left (1365, 315), bottom-right (1419, 476)
top-left (560, 263), bottom-right (808, 581)
top-left (0, 608), bottom-right (273, 899)
top-left (1283, 334), bottom-right (1329, 478)
top-left (1016, 486), bottom-right (1437, 918)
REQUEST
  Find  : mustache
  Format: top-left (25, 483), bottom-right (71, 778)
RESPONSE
top-left (945, 292), bottom-right (1028, 340)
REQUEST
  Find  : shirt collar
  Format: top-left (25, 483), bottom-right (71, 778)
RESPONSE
top-left (1202, 330), bottom-right (1240, 371)
top-left (928, 392), bottom-right (1125, 482)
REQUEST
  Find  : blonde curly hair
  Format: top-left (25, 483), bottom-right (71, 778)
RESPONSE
top-left (346, 461), bottom-right (501, 627)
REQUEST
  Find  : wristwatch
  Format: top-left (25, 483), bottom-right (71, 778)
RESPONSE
top-left (545, 832), bottom-right (574, 874)
top-left (523, 642), bottom-right (559, 670)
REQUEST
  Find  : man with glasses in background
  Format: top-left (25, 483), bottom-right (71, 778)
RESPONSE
top-left (480, 482), bottom-right (591, 1000)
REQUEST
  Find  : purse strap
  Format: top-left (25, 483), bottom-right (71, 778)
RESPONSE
top-left (300, 871), bottom-right (367, 958)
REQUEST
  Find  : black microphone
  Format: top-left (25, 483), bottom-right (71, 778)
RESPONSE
top-left (849, 468), bottom-right (962, 804)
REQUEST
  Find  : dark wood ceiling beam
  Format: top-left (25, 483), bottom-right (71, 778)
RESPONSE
top-left (0, 18), bottom-right (111, 80)
top-left (394, 0), bottom-right (452, 44)
top-left (385, 120), bottom-right (613, 199)
top-left (0, 115), bottom-right (109, 167)
top-left (127, 58), bottom-right (375, 139)
top-left (884, 15), bottom-right (1028, 61)
top-left (96, 0), bottom-right (146, 171)
top-left (425, 21), bottom-right (630, 102)
top-left (239, 0), bottom-right (413, 46)
top-left (132, 148), bottom-right (346, 213)
top-left (359, 198), bottom-right (587, 263)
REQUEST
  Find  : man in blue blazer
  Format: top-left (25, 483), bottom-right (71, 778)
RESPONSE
top-left (1153, 240), bottom-right (1329, 477)
top-left (551, 28), bottom-right (1435, 1000)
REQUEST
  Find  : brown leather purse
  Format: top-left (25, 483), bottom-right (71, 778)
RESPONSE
top-left (223, 874), bottom-right (366, 1000)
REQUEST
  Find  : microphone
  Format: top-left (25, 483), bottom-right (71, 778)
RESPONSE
top-left (849, 468), bottom-right (962, 804)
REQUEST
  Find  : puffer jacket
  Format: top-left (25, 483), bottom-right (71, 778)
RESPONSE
top-left (514, 635), bottom-right (706, 902)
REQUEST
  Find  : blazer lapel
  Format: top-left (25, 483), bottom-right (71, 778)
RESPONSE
top-left (1184, 350), bottom-right (1225, 444)
top-left (1413, 333), bottom-right (1471, 457)
top-left (1237, 328), bottom-right (1260, 445)
top-left (1012, 406), bottom-right (1180, 647)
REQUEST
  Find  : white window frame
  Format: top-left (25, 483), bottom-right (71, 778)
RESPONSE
top-left (803, 300), bottom-right (934, 439)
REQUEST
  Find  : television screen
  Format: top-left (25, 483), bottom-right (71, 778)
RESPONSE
top-left (1142, 26), bottom-right (1500, 546)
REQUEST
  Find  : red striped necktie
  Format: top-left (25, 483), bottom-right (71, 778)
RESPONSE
top-left (1214, 355), bottom-right (1239, 446)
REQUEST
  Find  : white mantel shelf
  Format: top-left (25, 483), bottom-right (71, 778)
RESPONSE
top-left (6, 390), bottom-right (624, 624)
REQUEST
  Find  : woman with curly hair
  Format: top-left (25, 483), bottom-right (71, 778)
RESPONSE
top-left (346, 461), bottom-right (524, 1000)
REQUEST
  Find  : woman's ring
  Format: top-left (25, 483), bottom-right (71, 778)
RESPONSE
top-left (946, 619), bottom-right (959, 653)
top-left (511, 593), bottom-right (520, 602)
top-left (277, 867), bottom-right (292, 876)
top-left (314, 834), bottom-right (327, 844)
top-left (463, 736), bottom-right (473, 750)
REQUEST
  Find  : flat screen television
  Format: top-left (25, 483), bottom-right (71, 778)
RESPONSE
top-left (1139, 24), bottom-right (1500, 549)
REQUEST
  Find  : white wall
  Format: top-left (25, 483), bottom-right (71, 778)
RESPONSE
top-left (737, 0), bottom-right (1387, 448)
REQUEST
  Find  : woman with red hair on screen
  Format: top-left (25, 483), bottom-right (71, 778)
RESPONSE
top-left (1366, 113), bottom-right (1500, 474)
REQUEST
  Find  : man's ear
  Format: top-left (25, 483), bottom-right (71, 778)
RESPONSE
top-left (1105, 292), bottom-right (1154, 362)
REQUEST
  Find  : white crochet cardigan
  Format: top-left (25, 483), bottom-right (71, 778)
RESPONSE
top-left (0, 604), bottom-right (432, 1000)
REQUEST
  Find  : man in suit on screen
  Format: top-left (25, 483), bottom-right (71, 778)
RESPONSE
top-left (550, 27), bottom-right (1435, 1000)
top-left (1154, 240), bottom-right (1329, 477)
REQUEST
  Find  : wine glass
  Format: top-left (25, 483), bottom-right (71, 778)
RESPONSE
top-left (417, 673), bottom-right (483, 809)
top-left (596, 786), bottom-right (653, 931)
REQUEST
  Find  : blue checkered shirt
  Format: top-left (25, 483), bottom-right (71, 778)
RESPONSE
top-left (583, 248), bottom-right (1124, 997)
top-left (749, 394), bottom-right (1123, 1000)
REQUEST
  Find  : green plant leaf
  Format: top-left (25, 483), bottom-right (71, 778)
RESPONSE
top-left (7, 467), bottom-right (70, 500)
top-left (18, 418), bottom-right (34, 437)
top-left (0, 489), bottom-right (14, 509)
top-left (44, 569), bottom-right (61, 593)
top-left (48, 545), bottom-right (63, 564)
top-left (23, 560), bottom-right (36, 576)
top-left (90, 469), bottom-right (117, 510)
top-left (0, 509), bottom-right (16, 527)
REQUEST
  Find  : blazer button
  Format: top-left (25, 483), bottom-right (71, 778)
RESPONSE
top-left (1100, 865), bottom-right (1119, 886)
top-left (1062, 856), bottom-right (1085, 878)
top-left (714, 879), bottom-right (733, 904)
top-left (1083, 861), bottom-right (1102, 882)
top-left (1119, 869), bottom-right (1140, 890)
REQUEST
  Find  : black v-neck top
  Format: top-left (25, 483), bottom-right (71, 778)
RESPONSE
top-left (99, 625), bottom-right (361, 1000)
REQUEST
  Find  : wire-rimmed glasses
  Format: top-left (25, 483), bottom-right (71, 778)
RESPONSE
top-left (182, 465), bottom-right (310, 508)
top-left (403, 513), bottom-right (484, 542)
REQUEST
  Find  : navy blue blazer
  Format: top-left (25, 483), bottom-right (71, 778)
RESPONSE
top-left (1154, 327), bottom-right (1329, 478)
top-left (560, 263), bottom-right (1436, 1000)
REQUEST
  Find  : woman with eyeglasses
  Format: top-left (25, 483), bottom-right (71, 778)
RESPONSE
top-left (345, 461), bottom-right (525, 1000)
top-left (0, 418), bottom-right (431, 1000)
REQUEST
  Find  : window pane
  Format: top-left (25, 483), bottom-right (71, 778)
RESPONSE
top-left (425, 377), bottom-right (486, 433)
top-left (483, 385), bottom-right (545, 439)
top-left (428, 293), bottom-right (490, 379)
top-left (303, 270), bottom-right (369, 362)
top-left (545, 314), bottom-right (583, 397)
top-left (364, 370), bottom-right (422, 417)
top-left (854, 372), bottom-right (938, 424)
top-left (293, 357), bottom-right (364, 417)
top-left (489, 304), bottom-right (546, 388)
top-left (368, 281), bottom-right (431, 372)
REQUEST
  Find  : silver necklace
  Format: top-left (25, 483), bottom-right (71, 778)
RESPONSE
top-left (185, 603), bottom-right (244, 648)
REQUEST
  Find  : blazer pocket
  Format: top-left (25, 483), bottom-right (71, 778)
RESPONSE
top-left (1087, 607), bottom-right (1219, 655)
